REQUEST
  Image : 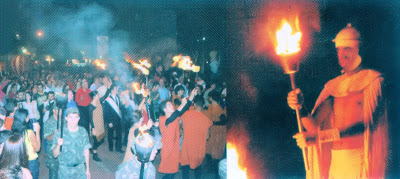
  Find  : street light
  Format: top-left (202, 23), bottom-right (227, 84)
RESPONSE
top-left (36, 30), bottom-right (44, 38)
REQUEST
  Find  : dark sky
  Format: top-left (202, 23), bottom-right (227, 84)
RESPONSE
top-left (0, 0), bottom-right (226, 61)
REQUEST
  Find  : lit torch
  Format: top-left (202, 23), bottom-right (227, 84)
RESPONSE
top-left (172, 55), bottom-right (200, 72)
top-left (227, 142), bottom-right (247, 179)
top-left (132, 82), bottom-right (147, 97)
top-left (275, 19), bottom-right (309, 171)
top-left (134, 125), bottom-right (154, 179)
top-left (93, 59), bottom-right (106, 70)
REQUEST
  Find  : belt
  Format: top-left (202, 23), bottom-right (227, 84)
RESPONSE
top-left (62, 163), bottom-right (83, 167)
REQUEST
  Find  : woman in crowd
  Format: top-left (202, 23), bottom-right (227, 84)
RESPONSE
top-left (11, 109), bottom-right (40, 179)
top-left (88, 90), bottom-right (104, 162)
top-left (22, 92), bottom-right (39, 129)
top-left (0, 133), bottom-right (33, 179)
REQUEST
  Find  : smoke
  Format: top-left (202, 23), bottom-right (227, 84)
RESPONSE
top-left (20, 1), bottom-right (178, 81)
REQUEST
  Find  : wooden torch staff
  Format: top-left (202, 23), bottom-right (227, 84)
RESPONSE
top-left (289, 73), bottom-right (309, 171)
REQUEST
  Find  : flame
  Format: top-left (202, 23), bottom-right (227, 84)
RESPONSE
top-left (172, 55), bottom-right (200, 72)
top-left (139, 59), bottom-right (152, 68)
top-left (227, 142), bottom-right (248, 179)
top-left (136, 125), bottom-right (154, 148)
top-left (132, 82), bottom-right (147, 97)
top-left (276, 19), bottom-right (302, 55)
top-left (124, 52), bottom-right (151, 75)
top-left (93, 60), bottom-right (106, 70)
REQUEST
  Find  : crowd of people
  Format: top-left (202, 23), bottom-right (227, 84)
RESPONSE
top-left (0, 50), bottom-right (227, 179)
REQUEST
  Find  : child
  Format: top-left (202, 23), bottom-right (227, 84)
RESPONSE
top-left (52, 107), bottom-right (91, 179)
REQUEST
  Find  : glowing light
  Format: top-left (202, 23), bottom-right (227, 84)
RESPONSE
top-left (227, 142), bottom-right (247, 179)
top-left (132, 82), bottom-right (147, 97)
top-left (124, 52), bottom-right (151, 75)
top-left (36, 30), bottom-right (44, 38)
top-left (136, 125), bottom-right (154, 148)
top-left (93, 60), bottom-right (106, 70)
top-left (171, 55), bottom-right (200, 72)
top-left (276, 20), bottom-right (302, 55)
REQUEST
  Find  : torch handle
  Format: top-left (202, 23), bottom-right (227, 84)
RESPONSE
top-left (60, 109), bottom-right (64, 152)
top-left (289, 73), bottom-right (309, 171)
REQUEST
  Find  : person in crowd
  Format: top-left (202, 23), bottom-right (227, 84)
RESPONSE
top-left (0, 130), bottom-right (12, 154)
top-left (16, 90), bottom-right (25, 104)
top-left (4, 100), bottom-right (17, 131)
top-left (172, 85), bottom-right (184, 110)
top-left (22, 92), bottom-right (39, 130)
top-left (103, 84), bottom-right (124, 153)
top-left (11, 108), bottom-right (40, 179)
top-left (180, 97), bottom-right (213, 179)
top-left (0, 133), bottom-right (33, 179)
top-left (208, 50), bottom-right (220, 82)
top-left (203, 83), bottom-right (216, 108)
top-left (204, 90), bottom-right (227, 173)
top-left (52, 107), bottom-right (91, 179)
top-left (54, 80), bottom-right (64, 95)
top-left (122, 98), bottom-right (148, 162)
top-left (75, 79), bottom-right (92, 136)
top-left (33, 83), bottom-right (46, 108)
top-left (158, 88), bottom-right (196, 179)
top-left (7, 83), bottom-right (18, 100)
top-left (44, 108), bottom-right (59, 179)
top-left (88, 90), bottom-right (105, 162)
top-left (0, 107), bottom-right (7, 131)
top-left (89, 77), bottom-right (101, 91)
top-left (0, 77), bottom-right (10, 105)
top-left (158, 78), bottom-right (170, 105)
top-left (196, 74), bottom-right (206, 90)
top-left (115, 130), bottom-right (162, 179)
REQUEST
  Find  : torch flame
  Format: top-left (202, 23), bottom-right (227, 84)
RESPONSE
top-left (172, 54), bottom-right (200, 72)
top-left (276, 19), bottom-right (302, 55)
top-left (93, 60), bottom-right (106, 70)
top-left (132, 82), bottom-right (147, 97)
top-left (139, 59), bottom-right (152, 68)
top-left (124, 52), bottom-right (151, 75)
top-left (136, 125), bottom-right (154, 148)
top-left (227, 142), bottom-right (247, 179)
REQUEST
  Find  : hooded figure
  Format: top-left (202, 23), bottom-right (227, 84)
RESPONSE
top-left (290, 23), bottom-right (388, 179)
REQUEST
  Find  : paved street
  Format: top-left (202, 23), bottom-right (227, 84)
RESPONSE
top-left (38, 139), bottom-right (221, 179)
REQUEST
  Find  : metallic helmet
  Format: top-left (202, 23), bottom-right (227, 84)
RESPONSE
top-left (332, 23), bottom-right (361, 48)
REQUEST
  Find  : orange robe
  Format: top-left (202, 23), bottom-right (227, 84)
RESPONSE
top-left (307, 69), bottom-right (388, 179)
top-left (204, 103), bottom-right (226, 159)
top-left (180, 110), bottom-right (213, 169)
top-left (4, 116), bottom-right (13, 130)
top-left (158, 116), bottom-right (180, 173)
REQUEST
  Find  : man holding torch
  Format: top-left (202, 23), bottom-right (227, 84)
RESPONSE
top-left (289, 24), bottom-right (388, 178)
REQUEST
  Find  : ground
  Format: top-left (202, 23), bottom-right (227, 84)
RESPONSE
top-left (38, 138), bottom-right (221, 179)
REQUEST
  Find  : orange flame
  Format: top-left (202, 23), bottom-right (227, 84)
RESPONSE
top-left (172, 55), bottom-right (200, 72)
top-left (276, 19), bottom-right (302, 55)
top-left (93, 60), bottom-right (106, 70)
top-left (132, 82), bottom-right (147, 97)
top-left (227, 142), bottom-right (247, 179)
top-left (136, 125), bottom-right (154, 148)
top-left (124, 52), bottom-right (151, 75)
